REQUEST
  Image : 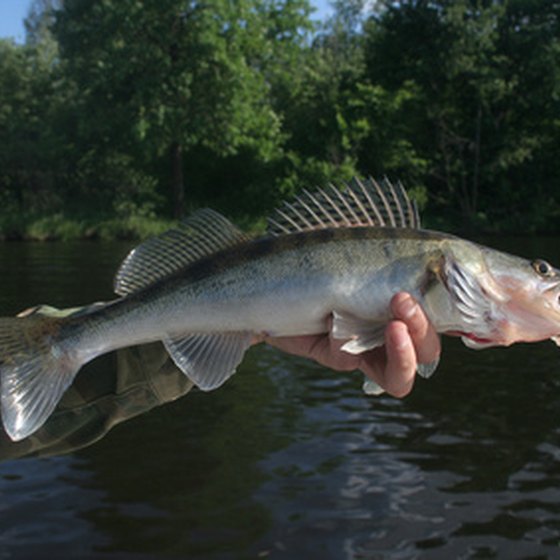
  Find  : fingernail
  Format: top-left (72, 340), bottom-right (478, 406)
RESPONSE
top-left (398, 296), bottom-right (417, 320)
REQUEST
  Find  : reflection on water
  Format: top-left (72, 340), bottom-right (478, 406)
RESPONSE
top-left (0, 238), bottom-right (560, 558)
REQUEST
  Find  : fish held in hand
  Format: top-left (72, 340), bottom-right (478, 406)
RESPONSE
top-left (1, 177), bottom-right (560, 442)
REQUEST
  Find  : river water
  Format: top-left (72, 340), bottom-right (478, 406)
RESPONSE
top-left (0, 237), bottom-right (560, 559)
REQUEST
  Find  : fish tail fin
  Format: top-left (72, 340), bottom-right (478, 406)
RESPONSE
top-left (0, 315), bottom-right (80, 441)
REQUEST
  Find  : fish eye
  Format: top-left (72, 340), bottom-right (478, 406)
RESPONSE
top-left (532, 259), bottom-right (555, 277)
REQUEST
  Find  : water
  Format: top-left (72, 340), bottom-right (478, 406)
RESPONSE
top-left (0, 237), bottom-right (560, 559)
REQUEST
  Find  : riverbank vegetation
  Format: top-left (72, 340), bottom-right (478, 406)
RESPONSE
top-left (1, 0), bottom-right (559, 240)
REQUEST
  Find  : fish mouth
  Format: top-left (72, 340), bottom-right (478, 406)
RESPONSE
top-left (543, 279), bottom-right (560, 293)
top-left (445, 330), bottom-right (494, 345)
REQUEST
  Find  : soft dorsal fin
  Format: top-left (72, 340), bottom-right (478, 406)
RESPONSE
top-left (114, 208), bottom-right (249, 296)
top-left (267, 177), bottom-right (420, 236)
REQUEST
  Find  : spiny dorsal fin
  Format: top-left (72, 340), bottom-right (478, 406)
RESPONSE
top-left (267, 177), bottom-right (420, 236)
top-left (114, 208), bottom-right (249, 296)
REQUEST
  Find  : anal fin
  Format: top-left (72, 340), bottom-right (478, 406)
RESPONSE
top-left (163, 331), bottom-right (253, 390)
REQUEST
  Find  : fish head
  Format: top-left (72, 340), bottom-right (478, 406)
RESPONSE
top-left (480, 248), bottom-right (560, 345)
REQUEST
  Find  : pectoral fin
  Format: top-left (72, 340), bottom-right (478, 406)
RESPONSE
top-left (331, 311), bottom-right (387, 355)
top-left (416, 357), bottom-right (440, 379)
top-left (362, 357), bottom-right (441, 398)
top-left (163, 331), bottom-right (253, 390)
top-left (362, 378), bottom-right (385, 395)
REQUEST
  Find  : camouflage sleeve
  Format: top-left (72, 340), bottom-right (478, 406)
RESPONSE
top-left (0, 305), bottom-right (193, 461)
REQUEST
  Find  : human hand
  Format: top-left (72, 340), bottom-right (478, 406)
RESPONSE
top-left (262, 293), bottom-right (441, 398)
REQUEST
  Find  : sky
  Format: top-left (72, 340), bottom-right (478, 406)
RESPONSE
top-left (0, 0), bottom-right (334, 43)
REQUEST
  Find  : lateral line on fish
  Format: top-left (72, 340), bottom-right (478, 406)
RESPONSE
top-left (3, 176), bottom-right (560, 444)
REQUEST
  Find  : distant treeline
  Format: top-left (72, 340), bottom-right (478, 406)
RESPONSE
top-left (1, 0), bottom-right (559, 239)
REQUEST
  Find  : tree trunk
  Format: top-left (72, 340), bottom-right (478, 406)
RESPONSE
top-left (170, 141), bottom-right (185, 219)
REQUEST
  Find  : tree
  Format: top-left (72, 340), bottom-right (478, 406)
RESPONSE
top-left (25, 0), bottom-right (61, 48)
top-left (492, 0), bottom-right (560, 230)
top-left (0, 37), bottom-right (61, 217)
top-left (275, 0), bottom-right (427, 200)
top-left (270, 0), bottom-right (372, 196)
top-left (364, 0), bottom-right (560, 230)
top-left (53, 0), bottom-right (312, 218)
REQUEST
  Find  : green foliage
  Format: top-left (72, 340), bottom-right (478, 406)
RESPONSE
top-left (364, 0), bottom-right (560, 230)
top-left (52, 0), bottom-right (312, 217)
top-left (0, 0), bottom-right (559, 238)
top-left (0, 211), bottom-right (174, 242)
top-left (26, 214), bottom-right (84, 241)
top-left (93, 216), bottom-right (175, 241)
top-left (0, 38), bottom-right (60, 214)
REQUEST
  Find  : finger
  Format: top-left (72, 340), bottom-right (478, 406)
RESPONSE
top-left (390, 292), bottom-right (441, 365)
top-left (380, 320), bottom-right (417, 397)
top-left (251, 333), bottom-right (267, 345)
top-left (263, 316), bottom-right (333, 359)
top-left (264, 334), bottom-right (322, 359)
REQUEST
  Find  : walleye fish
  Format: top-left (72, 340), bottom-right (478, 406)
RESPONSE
top-left (1, 178), bottom-right (560, 442)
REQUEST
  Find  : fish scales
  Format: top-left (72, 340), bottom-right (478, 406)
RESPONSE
top-left (1, 177), bottom-right (560, 442)
top-left (70, 228), bottom-right (450, 348)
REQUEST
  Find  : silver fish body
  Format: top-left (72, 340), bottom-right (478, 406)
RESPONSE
top-left (74, 228), bottom-right (542, 354)
top-left (65, 229), bottom-right (471, 373)
top-left (2, 178), bottom-right (560, 442)
top-left (73, 229), bottom-right (446, 345)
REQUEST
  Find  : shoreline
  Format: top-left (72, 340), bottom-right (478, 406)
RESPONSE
top-left (0, 215), bottom-right (175, 242)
